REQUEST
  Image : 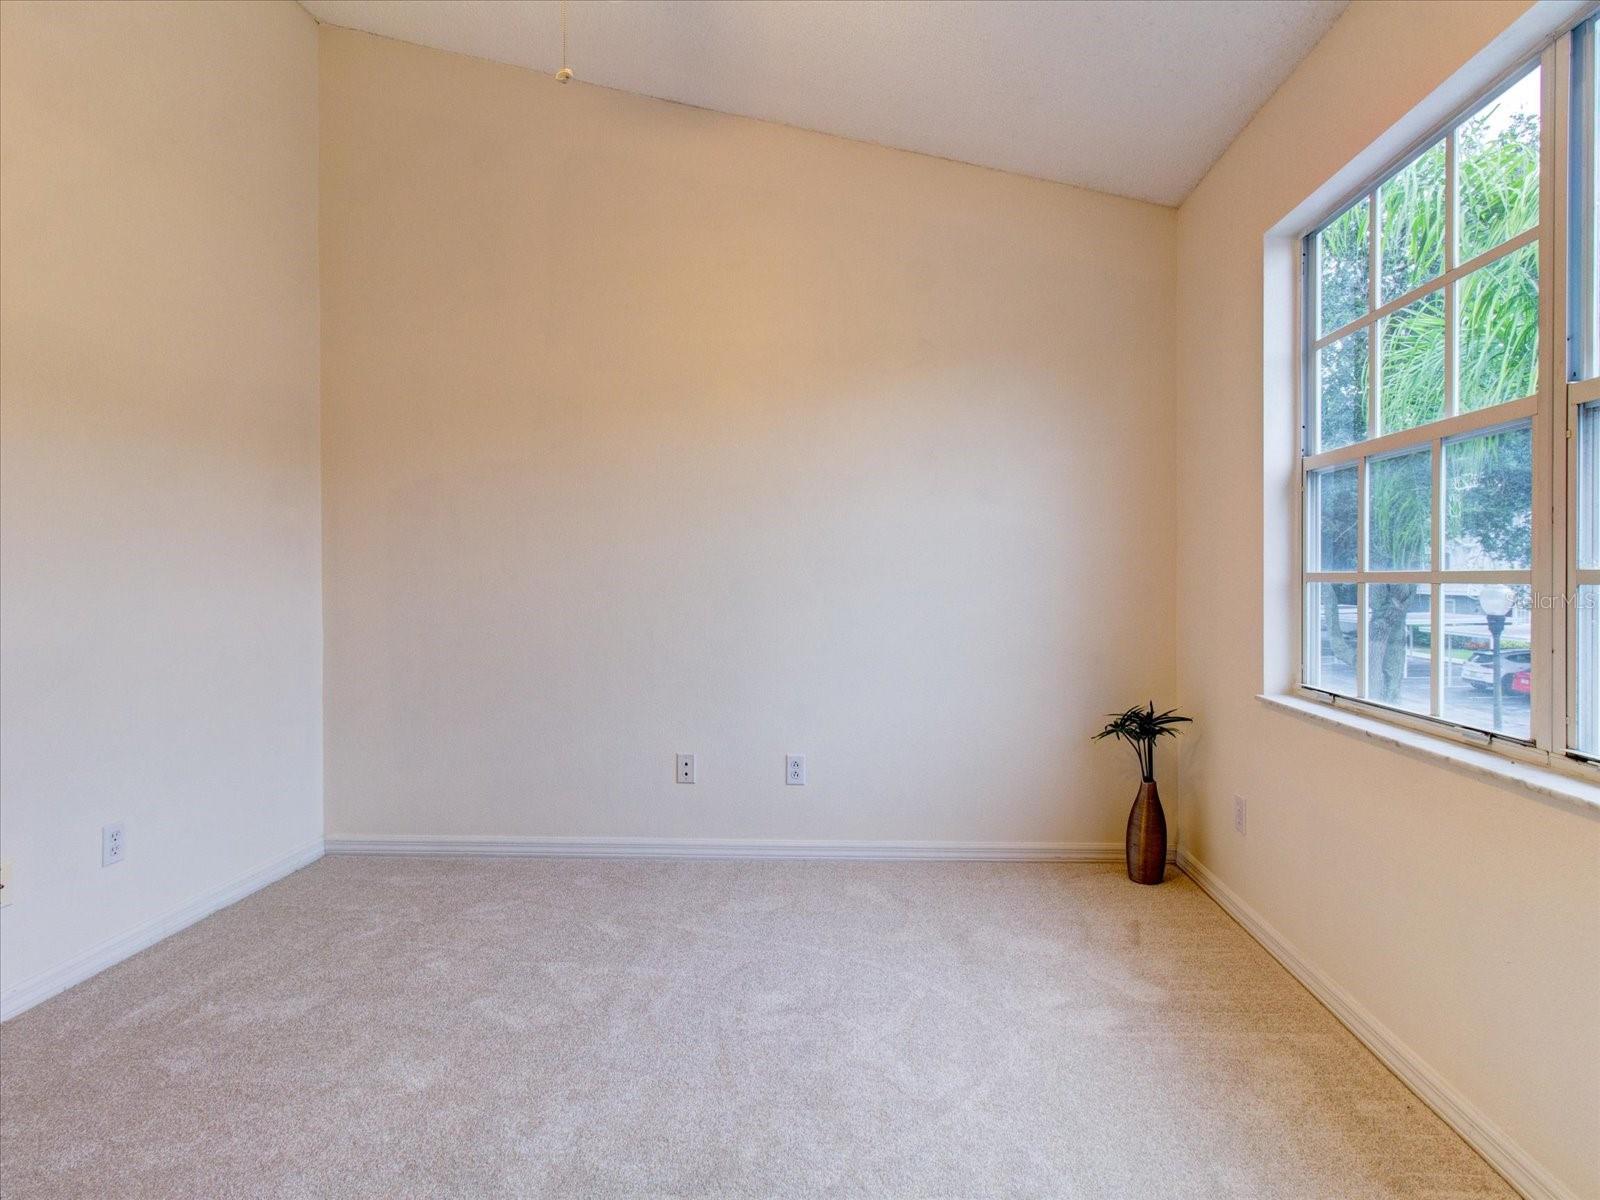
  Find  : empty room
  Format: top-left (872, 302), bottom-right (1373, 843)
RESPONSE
top-left (1, 0), bottom-right (1597, 1196)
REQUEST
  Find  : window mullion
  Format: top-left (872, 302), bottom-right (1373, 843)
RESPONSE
top-left (1356, 581), bottom-right (1369, 699)
top-left (1431, 437), bottom-right (1444, 715)
top-left (1541, 36), bottom-right (1568, 753)
top-left (1356, 456), bottom-right (1369, 699)
top-left (1313, 226), bottom-right (1541, 352)
top-left (1446, 128), bottom-right (1458, 273)
top-left (1445, 129), bottom-right (1459, 426)
top-left (1368, 191), bottom-right (1382, 439)
top-left (1304, 395), bottom-right (1537, 471)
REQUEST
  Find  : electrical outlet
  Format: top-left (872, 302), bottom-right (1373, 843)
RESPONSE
top-left (1233, 795), bottom-right (1246, 835)
top-left (102, 822), bottom-right (125, 867)
top-left (676, 754), bottom-right (696, 784)
top-left (785, 754), bottom-right (806, 786)
top-left (0, 859), bottom-right (12, 907)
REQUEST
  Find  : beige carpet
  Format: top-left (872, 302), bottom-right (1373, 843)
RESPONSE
top-left (0, 858), bottom-right (1512, 1199)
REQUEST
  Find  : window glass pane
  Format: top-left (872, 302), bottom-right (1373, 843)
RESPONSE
top-left (1444, 423), bottom-right (1532, 570)
top-left (1368, 447), bottom-right (1432, 571)
top-left (1307, 583), bottom-right (1357, 695)
top-left (1379, 141), bottom-right (1445, 303)
top-left (1318, 198), bottom-right (1370, 336)
top-left (1307, 465), bottom-right (1358, 571)
top-left (1458, 68), bottom-right (1540, 263)
top-left (1458, 242), bottom-right (1539, 411)
top-left (1317, 329), bottom-right (1369, 451)
top-left (1365, 583), bottom-right (1431, 714)
top-left (1580, 402), bottom-right (1600, 570)
top-left (1379, 291), bottom-right (1445, 434)
top-left (1577, 585), bottom-right (1599, 754)
top-left (1440, 583), bottom-right (1532, 740)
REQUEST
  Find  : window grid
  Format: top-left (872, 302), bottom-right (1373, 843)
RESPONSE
top-left (1298, 41), bottom-right (1591, 765)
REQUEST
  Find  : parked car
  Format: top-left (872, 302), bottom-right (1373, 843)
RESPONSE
top-left (1511, 669), bottom-right (1531, 695)
top-left (1461, 648), bottom-right (1532, 694)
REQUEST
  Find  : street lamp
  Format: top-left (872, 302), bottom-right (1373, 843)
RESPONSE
top-left (1480, 584), bottom-right (1515, 732)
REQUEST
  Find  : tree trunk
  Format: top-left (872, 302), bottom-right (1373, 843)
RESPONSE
top-left (1368, 584), bottom-right (1416, 703)
top-left (1321, 587), bottom-right (1355, 668)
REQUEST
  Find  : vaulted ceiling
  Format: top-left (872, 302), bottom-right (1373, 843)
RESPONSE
top-left (299, 0), bottom-right (1348, 206)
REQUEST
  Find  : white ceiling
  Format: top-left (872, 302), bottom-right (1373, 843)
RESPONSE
top-left (298, 0), bottom-right (1348, 207)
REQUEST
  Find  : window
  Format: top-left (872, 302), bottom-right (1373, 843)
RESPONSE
top-left (1299, 18), bottom-right (1600, 774)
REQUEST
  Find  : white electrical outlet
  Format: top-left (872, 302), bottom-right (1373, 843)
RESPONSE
top-left (676, 754), bottom-right (696, 784)
top-left (786, 755), bottom-right (806, 786)
top-left (1233, 795), bottom-right (1246, 835)
top-left (102, 822), bottom-right (125, 867)
top-left (0, 859), bottom-right (12, 907)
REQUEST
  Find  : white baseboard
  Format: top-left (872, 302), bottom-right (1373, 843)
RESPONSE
top-left (0, 838), bottom-right (325, 1023)
top-left (325, 835), bottom-right (1139, 862)
top-left (1175, 848), bottom-right (1575, 1200)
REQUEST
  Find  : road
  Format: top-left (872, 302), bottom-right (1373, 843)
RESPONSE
top-left (1309, 656), bottom-right (1531, 739)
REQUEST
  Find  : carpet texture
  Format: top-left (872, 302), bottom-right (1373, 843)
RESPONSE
top-left (0, 858), bottom-right (1512, 1199)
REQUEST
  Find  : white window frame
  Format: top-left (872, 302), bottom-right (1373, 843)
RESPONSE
top-left (1565, 17), bottom-right (1600, 758)
top-left (1293, 18), bottom-right (1600, 783)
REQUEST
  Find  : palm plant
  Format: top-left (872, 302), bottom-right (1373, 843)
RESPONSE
top-left (1092, 702), bottom-right (1191, 783)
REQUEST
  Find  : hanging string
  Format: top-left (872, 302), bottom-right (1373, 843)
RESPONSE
top-left (556, 0), bottom-right (573, 83)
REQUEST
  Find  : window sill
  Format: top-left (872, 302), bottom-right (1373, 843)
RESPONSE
top-left (1257, 693), bottom-right (1600, 817)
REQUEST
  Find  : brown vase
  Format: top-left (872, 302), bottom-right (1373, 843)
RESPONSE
top-left (1125, 780), bottom-right (1166, 885)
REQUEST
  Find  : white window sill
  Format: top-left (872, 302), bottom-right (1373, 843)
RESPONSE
top-left (1257, 693), bottom-right (1600, 817)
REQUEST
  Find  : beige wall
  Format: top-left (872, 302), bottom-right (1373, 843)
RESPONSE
top-left (1176, 2), bottom-right (1599, 1196)
top-left (0, 1), bottom-right (323, 1000)
top-left (319, 28), bottom-right (1177, 845)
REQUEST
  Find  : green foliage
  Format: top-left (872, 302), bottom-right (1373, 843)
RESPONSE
top-left (1092, 702), bottom-right (1191, 783)
top-left (1459, 246), bottom-right (1538, 410)
top-left (1319, 202), bottom-right (1370, 335)
top-left (1379, 142), bottom-right (1445, 302)
top-left (1446, 425), bottom-right (1532, 568)
top-left (1318, 330), bottom-right (1369, 447)
top-left (1368, 450), bottom-right (1430, 571)
top-left (1380, 292), bottom-right (1445, 433)
top-left (1314, 84), bottom-right (1540, 703)
top-left (1458, 107), bottom-right (1540, 259)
